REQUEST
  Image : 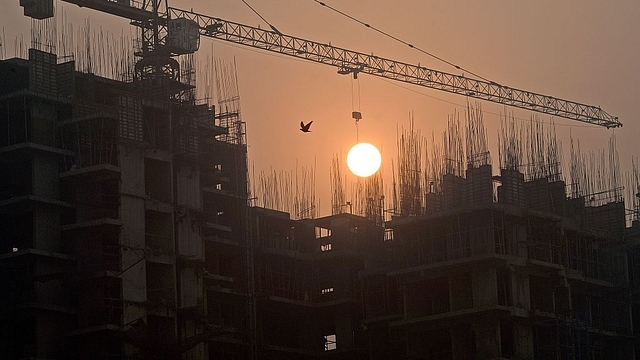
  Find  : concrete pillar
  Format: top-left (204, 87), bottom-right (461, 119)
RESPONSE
top-left (33, 206), bottom-right (60, 252)
top-left (474, 316), bottom-right (501, 359)
top-left (514, 321), bottom-right (534, 360)
top-left (175, 164), bottom-right (201, 208)
top-left (335, 308), bottom-right (353, 349)
top-left (31, 152), bottom-right (59, 199)
top-left (406, 329), bottom-right (451, 358)
top-left (516, 224), bottom-right (528, 259)
top-left (181, 319), bottom-right (206, 359)
top-left (450, 273), bottom-right (473, 311)
top-left (178, 266), bottom-right (202, 308)
top-left (451, 324), bottom-right (475, 360)
top-left (511, 269), bottom-right (530, 310)
top-left (472, 267), bottom-right (497, 309)
top-left (299, 311), bottom-right (319, 351)
top-left (29, 99), bottom-right (56, 147)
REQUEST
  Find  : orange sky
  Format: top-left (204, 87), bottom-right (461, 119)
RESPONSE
top-left (2, 0), bottom-right (639, 216)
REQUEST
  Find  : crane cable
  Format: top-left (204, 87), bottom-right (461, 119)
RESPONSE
top-left (351, 76), bottom-right (361, 142)
top-left (312, 0), bottom-right (496, 84)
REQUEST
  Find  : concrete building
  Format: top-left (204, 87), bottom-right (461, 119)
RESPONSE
top-left (0, 48), bottom-right (248, 359)
top-left (362, 166), bottom-right (635, 359)
top-left (2, 47), bottom-right (640, 360)
top-left (249, 207), bottom-right (384, 359)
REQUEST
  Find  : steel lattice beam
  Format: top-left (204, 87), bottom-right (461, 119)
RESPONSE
top-left (169, 7), bottom-right (621, 128)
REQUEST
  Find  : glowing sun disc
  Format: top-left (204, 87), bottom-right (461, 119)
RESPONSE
top-left (347, 143), bottom-right (382, 177)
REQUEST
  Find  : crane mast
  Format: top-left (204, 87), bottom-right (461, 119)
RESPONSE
top-left (20, 0), bottom-right (621, 128)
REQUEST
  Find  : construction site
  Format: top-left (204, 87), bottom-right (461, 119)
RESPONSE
top-left (2, 1), bottom-right (640, 360)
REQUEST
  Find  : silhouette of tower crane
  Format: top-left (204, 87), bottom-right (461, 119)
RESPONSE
top-left (20, 0), bottom-right (621, 128)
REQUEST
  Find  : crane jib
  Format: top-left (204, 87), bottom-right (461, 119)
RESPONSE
top-left (168, 7), bottom-right (620, 129)
top-left (19, 0), bottom-right (621, 128)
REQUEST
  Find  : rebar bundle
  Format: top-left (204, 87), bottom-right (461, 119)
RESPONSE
top-left (215, 58), bottom-right (246, 146)
top-left (349, 172), bottom-right (384, 225)
top-left (330, 154), bottom-right (347, 215)
top-left (255, 168), bottom-right (294, 213)
top-left (253, 163), bottom-right (317, 219)
top-left (465, 103), bottom-right (490, 168)
top-left (569, 134), bottom-right (622, 206)
top-left (23, 8), bottom-right (138, 82)
top-left (522, 117), bottom-right (562, 182)
top-left (498, 112), bottom-right (523, 171)
top-left (294, 161), bottom-right (317, 219)
top-left (426, 131), bottom-right (443, 196)
top-left (393, 115), bottom-right (425, 216)
top-left (443, 112), bottom-right (465, 177)
top-left (624, 157), bottom-right (640, 221)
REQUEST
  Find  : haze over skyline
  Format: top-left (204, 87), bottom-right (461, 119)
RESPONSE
top-left (2, 0), bottom-right (638, 216)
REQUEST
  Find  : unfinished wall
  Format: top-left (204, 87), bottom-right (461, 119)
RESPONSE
top-left (474, 317), bottom-right (501, 359)
top-left (466, 164), bottom-right (492, 206)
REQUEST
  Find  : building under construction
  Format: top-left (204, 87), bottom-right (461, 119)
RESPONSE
top-left (0, 46), bottom-right (250, 358)
top-left (0, 44), bottom-right (373, 359)
top-left (2, 42), bottom-right (640, 360)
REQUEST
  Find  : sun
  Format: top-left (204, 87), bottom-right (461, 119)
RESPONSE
top-left (347, 143), bottom-right (382, 177)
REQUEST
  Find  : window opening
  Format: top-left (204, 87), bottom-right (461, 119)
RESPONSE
top-left (324, 334), bottom-right (336, 351)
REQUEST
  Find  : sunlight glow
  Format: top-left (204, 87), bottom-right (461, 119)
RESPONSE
top-left (347, 143), bottom-right (381, 177)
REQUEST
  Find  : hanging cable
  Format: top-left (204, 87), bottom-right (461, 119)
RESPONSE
top-left (357, 76), bottom-right (361, 112)
top-left (312, 0), bottom-right (495, 84)
top-left (351, 76), bottom-right (355, 113)
top-left (350, 74), bottom-right (362, 142)
top-left (356, 76), bottom-right (361, 142)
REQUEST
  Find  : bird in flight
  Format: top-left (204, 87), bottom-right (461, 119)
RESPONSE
top-left (300, 121), bottom-right (313, 133)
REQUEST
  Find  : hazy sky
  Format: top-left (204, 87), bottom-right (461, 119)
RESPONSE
top-left (2, 0), bottom-right (639, 216)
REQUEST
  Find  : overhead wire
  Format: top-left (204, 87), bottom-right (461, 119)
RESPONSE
top-left (311, 0), bottom-right (497, 85)
top-left (239, 0), bottom-right (283, 35)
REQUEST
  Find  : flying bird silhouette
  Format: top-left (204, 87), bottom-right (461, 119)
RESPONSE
top-left (300, 121), bottom-right (313, 133)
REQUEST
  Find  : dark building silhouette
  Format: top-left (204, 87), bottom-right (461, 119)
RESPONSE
top-left (2, 48), bottom-right (640, 360)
